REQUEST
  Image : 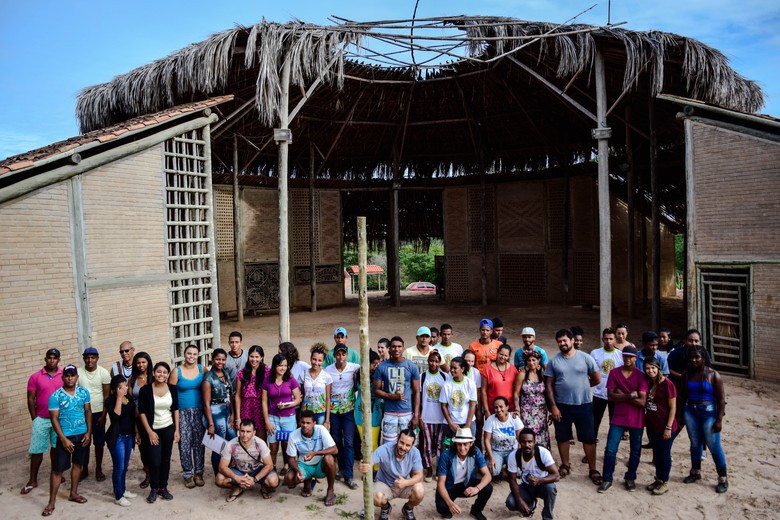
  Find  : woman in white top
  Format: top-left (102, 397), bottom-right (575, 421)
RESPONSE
top-left (483, 396), bottom-right (524, 479)
top-left (439, 356), bottom-right (478, 441)
top-left (301, 343), bottom-right (332, 428)
top-left (419, 350), bottom-right (448, 480)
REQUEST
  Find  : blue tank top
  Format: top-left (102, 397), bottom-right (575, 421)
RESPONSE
top-left (176, 364), bottom-right (204, 409)
top-left (686, 368), bottom-right (714, 403)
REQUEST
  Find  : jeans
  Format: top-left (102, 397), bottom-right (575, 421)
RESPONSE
top-left (435, 482), bottom-right (493, 515)
top-left (205, 404), bottom-right (236, 475)
top-left (331, 411), bottom-right (356, 479)
top-left (647, 429), bottom-right (678, 482)
top-left (602, 425), bottom-right (643, 482)
top-left (148, 424), bottom-right (175, 489)
top-left (506, 482), bottom-right (557, 520)
top-left (684, 403), bottom-right (727, 476)
top-left (108, 434), bottom-right (134, 499)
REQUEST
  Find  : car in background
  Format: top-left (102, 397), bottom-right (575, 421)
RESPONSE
top-left (405, 281), bottom-right (436, 292)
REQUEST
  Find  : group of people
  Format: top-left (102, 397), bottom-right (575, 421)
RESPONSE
top-left (23, 320), bottom-right (728, 519)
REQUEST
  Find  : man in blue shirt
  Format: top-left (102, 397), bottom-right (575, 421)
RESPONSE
top-left (636, 331), bottom-right (670, 375)
top-left (513, 327), bottom-right (549, 371)
top-left (44, 364), bottom-right (92, 516)
top-left (435, 428), bottom-right (493, 520)
top-left (373, 336), bottom-right (421, 445)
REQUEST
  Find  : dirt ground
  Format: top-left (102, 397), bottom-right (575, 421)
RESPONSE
top-left (2, 293), bottom-right (779, 518)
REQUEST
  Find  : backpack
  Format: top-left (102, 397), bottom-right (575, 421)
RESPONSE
top-left (515, 444), bottom-right (546, 473)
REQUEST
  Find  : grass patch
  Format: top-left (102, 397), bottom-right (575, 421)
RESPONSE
top-left (305, 503), bottom-right (323, 514)
top-left (336, 510), bottom-right (360, 518)
top-left (277, 495), bottom-right (288, 503)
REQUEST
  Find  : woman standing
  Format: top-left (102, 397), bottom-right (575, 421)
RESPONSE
top-left (130, 352), bottom-right (153, 488)
top-left (235, 345), bottom-right (269, 440)
top-left (483, 396), bottom-right (524, 479)
top-left (168, 345), bottom-right (205, 488)
top-left (280, 341), bottom-right (310, 388)
top-left (480, 344), bottom-right (519, 415)
top-left (138, 362), bottom-right (180, 503)
top-left (202, 348), bottom-right (235, 475)
top-left (439, 356), bottom-right (478, 441)
top-left (105, 375), bottom-right (137, 507)
top-left (263, 353), bottom-right (302, 473)
top-left (614, 323), bottom-right (633, 350)
top-left (643, 356), bottom-right (678, 495)
top-left (658, 328), bottom-right (675, 353)
top-left (419, 350), bottom-right (448, 481)
top-left (680, 346), bottom-right (729, 493)
top-left (513, 350), bottom-right (550, 449)
top-left (301, 343), bottom-right (332, 427)
top-left (324, 345), bottom-right (361, 489)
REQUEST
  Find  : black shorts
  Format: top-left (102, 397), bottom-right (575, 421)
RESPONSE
top-left (52, 434), bottom-right (90, 473)
top-left (554, 402), bottom-right (596, 444)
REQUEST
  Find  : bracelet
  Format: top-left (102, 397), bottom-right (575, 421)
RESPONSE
top-left (664, 426), bottom-right (672, 430)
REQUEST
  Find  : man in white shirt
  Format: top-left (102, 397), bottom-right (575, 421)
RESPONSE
top-left (285, 410), bottom-right (338, 506)
top-left (506, 428), bottom-right (560, 520)
top-left (404, 326), bottom-right (433, 375)
top-left (589, 328), bottom-right (624, 439)
top-left (436, 323), bottom-right (463, 374)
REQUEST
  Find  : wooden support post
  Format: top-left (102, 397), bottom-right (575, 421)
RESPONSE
top-left (309, 143), bottom-right (317, 312)
top-left (594, 50), bottom-right (612, 333)
top-left (480, 169), bottom-right (488, 307)
top-left (625, 104), bottom-right (636, 318)
top-left (233, 134), bottom-right (244, 322)
top-left (277, 56), bottom-right (292, 343)
top-left (390, 184), bottom-right (401, 307)
top-left (649, 96), bottom-right (661, 331)
top-left (357, 216), bottom-right (374, 520)
top-left (562, 172), bottom-right (570, 305)
top-left (203, 123), bottom-right (222, 348)
top-left (684, 119), bottom-right (697, 328)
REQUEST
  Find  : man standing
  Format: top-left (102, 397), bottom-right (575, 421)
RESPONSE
top-left (667, 328), bottom-right (708, 384)
top-left (512, 327), bottom-right (549, 371)
top-left (77, 347), bottom-right (110, 481)
top-left (285, 410), bottom-right (338, 506)
top-left (598, 346), bottom-right (648, 493)
top-left (491, 318), bottom-right (507, 344)
top-left (22, 348), bottom-right (63, 495)
top-left (373, 336), bottom-right (421, 445)
top-left (436, 324), bottom-right (463, 374)
top-left (216, 419), bottom-right (279, 502)
top-left (589, 328), bottom-right (623, 440)
top-left (506, 428), bottom-right (560, 520)
top-left (544, 329), bottom-right (601, 484)
top-left (358, 427), bottom-right (425, 520)
top-left (435, 428), bottom-right (493, 520)
top-left (404, 326), bottom-right (433, 375)
top-left (224, 331), bottom-right (247, 385)
top-left (636, 331), bottom-right (670, 374)
top-left (111, 341), bottom-right (134, 378)
top-left (324, 327), bottom-right (360, 366)
top-left (43, 364), bottom-right (92, 516)
top-left (468, 319), bottom-right (502, 374)
top-left (430, 327), bottom-right (440, 348)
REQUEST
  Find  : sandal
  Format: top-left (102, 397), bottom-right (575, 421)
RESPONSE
top-left (21, 484), bottom-right (37, 495)
top-left (325, 494), bottom-right (337, 506)
top-left (226, 489), bottom-right (244, 502)
top-left (301, 482), bottom-right (313, 498)
top-left (559, 464), bottom-right (571, 478)
top-left (589, 469), bottom-right (604, 486)
top-left (42, 505), bottom-right (55, 517)
top-left (261, 486), bottom-right (273, 499)
top-left (68, 495), bottom-right (88, 504)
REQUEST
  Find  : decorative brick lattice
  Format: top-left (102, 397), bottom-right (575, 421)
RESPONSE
top-left (546, 179), bottom-right (569, 250)
top-left (445, 254), bottom-right (470, 301)
top-left (499, 253), bottom-right (546, 301)
top-left (291, 189), bottom-right (320, 265)
top-left (245, 263), bottom-right (280, 310)
top-left (571, 252), bottom-right (596, 304)
top-left (468, 186), bottom-right (495, 253)
top-left (214, 188), bottom-right (234, 261)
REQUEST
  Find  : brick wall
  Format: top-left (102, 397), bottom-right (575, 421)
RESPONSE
top-left (753, 264), bottom-right (780, 381)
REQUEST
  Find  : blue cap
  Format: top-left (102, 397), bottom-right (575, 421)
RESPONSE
top-left (480, 318), bottom-right (493, 329)
top-left (63, 364), bottom-right (78, 375)
top-left (417, 326), bottom-right (431, 337)
top-left (83, 347), bottom-right (99, 356)
top-left (334, 327), bottom-right (348, 337)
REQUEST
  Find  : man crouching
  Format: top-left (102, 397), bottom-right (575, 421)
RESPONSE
top-left (216, 419), bottom-right (279, 502)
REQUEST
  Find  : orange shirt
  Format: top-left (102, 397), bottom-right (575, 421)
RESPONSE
top-left (468, 340), bottom-right (502, 374)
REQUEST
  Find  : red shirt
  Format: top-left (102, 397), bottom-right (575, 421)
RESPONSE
top-left (607, 367), bottom-right (648, 429)
top-left (468, 340), bottom-right (502, 375)
top-left (645, 378), bottom-right (678, 434)
top-left (482, 363), bottom-right (519, 413)
top-left (27, 367), bottom-right (63, 418)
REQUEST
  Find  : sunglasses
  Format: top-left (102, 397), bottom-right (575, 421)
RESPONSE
top-left (120, 349), bottom-right (133, 354)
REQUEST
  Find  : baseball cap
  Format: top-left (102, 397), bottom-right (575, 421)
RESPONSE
top-left (83, 347), bottom-right (99, 356)
top-left (63, 364), bottom-right (78, 375)
top-left (521, 327), bottom-right (536, 336)
top-left (622, 345), bottom-right (639, 357)
top-left (334, 344), bottom-right (348, 353)
top-left (417, 326), bottom-right (431, 337)
top-left (334, 327), bottom-right (348, 337)
top-left (46, 348), bottom-right (61, 358)
top-left (480, 318), bottom-right (493, 329)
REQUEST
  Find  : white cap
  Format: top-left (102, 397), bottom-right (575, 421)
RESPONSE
top-left (521, 327), bottom-right (536, 336)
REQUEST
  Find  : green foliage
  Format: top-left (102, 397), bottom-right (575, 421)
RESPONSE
top-left (399, 240), bottom-right (443, 287)
top-left (675, 234), bottom-right (685, 289)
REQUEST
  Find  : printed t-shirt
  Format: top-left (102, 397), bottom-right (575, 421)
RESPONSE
top-left (645, 377), bottom-right (678, 434)
top-left (404, 346), bottom-right (434, 375)
top-left (435, 343), bottom-right (463, 369)
top-left (589, 347), bottom-right (623, 400)
top-left (507, 445), bottom-right (555, 484)
top-left (420, 370), bottom-right (448, 424)
top-left (513, 346), bottom-right (549, 369)
top-left (302, 369), bottom-right (333, 414)
top-left (48, 386), bottom-right (90, 436)
top-left (263, 377), bottom-right (300, 417)
top-left (286, 424), bottom-right (335, 466)
top-left (607, 367), bottom-right (648, 428)
top-left (373, 442), bottom-right (423, 488)
top-left (373, 359), bottom-right (420, 414)
top-left (482, 362), bottom-right (519, 412)
top-left (77, 365), bottom-right (111, 413)
top-left (324, 362), bottom-right (360, 414)
top-left (483, 414), bottom-right (524, 452)
top-left (439, 377), bottom-right (477, 424)
top-left (543, 350), bottom-right (599, 406)
top-left (28, 367), bottom-right (63, 418)
top-left (222, 436), bottom-right (270, 474)
top-left (468, 340), bottom-right (502, 374)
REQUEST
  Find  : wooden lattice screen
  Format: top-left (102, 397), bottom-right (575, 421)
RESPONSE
top-left (468, 186), bottom-right (495, 253)
top-left (214, 187), bottom-right (234, 261)
top-left (290, 190), bottom-right (320, 265)
top-left (163, 129), bottom-right (217, 364)
top-left (700, 267), bottom-right (751, 376)
top-left (445, 254), bottom-right (470, 301)
top-left (499, 253), bottom-right (547, 301)
top-left (572, 252), bottom-right (597, 304)
top-left (546, 179), bottom-right (570, 250)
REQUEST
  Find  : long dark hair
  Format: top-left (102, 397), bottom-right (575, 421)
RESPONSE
top-left (279, 341), bottom-right (300, 366)
top-left (130, 351), bottom-right (153, 389)
top-left (522, 350), bottom-right (544, 383)
top-left (241, 345), bottom-right (266, 392)
top-left (270, 353), bottom-right (291, 382)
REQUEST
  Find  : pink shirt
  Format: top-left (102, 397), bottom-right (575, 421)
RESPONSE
top-left (606, 367), bottom-right (648, 429)
top-left (27, 367), bottom-right (63, 418)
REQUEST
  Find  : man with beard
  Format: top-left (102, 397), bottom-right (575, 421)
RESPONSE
top-left (506, 428), bottom-right (560, 519)
top-left (512, 327), bottom-right (548, 371)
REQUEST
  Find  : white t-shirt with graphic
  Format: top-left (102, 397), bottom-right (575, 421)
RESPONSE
top-left (507, 445), bottom-right (555, 484)
top-left (421, 370), bottom-right (448, 424)
top-left (589, 348), bottom-right (624, 400)
top-left (439, 377), bottom-right (477, 425)
top-left (483, 414), bottom-right (524, 453)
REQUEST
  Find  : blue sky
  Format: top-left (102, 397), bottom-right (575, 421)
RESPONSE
top-left (1, 0), bottom-right (778, 159)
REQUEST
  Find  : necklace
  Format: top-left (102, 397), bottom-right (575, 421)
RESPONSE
top-left (496, 362), bottom-right (508, 381)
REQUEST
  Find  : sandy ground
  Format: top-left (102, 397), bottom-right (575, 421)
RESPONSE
top-left (2, 293), bottom-right (779, 519)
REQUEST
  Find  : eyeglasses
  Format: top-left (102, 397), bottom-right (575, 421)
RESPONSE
top-left (120, 349), bottom-right (133, 353)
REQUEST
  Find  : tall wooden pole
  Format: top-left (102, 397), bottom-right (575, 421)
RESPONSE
top-left (594, 50), bottom-right (612, 333)
top-left (309, 143), bottom-right (317, 312)
top-left (480, 169), bottom-right (488, 306)
top-left (625, 104), bottom-right (636, 318)
top-left (562, 172), bottom-right (570, 305)
top-left (357, 216), bottom-right (374, 520)
top-left (389, 149), bottom-right (401, 307)
top-left (233, 134), bottom-right (244, 322)
top-left (649, 96), bottom-right (661, 331)
top-left (277, 56), bottom-right (292, 343)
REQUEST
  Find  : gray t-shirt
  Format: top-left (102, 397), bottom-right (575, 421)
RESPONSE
top-left (372, 442), bottom-right (423, 488)
top-left (225, 349), bottom-right (248, 386)
top-left (543, 350), bottom-right (599, 405)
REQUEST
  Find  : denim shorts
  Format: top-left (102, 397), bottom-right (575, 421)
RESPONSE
top-left (268, 414), bottom-right (296, 443)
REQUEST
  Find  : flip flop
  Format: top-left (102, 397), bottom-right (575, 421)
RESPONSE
top-left (301, 482), bottom-right (313, 498)
top-left (589, 469), bottom-right (604, 486)
top-left (21, 484), bottom-right (37, 495)
top-left (226, 489), bottom-right (244, 502)
top-left (325, 494), bottom-right (337, 507)
top-left (41, 505), bottom-right (55, 517)
top-left (559, 464), bottom-right (571, 478)
top-left (261, 486), bottom-right (273, 499)
top-left (140, 476), bottom-right (150, 489)
top-left (68, 495), bottom-right (88, 504)
top-left (96, 474), bottom-right (107, 482)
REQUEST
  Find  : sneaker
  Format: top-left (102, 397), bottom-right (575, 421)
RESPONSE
top-left (402, 504), bottom-right (416, 520)
top-left (184, 476), bottom-right (196, 489)
top-left (336, 470), bottom-right (344, 480)
top-left (159, 488), bottom-right (174, 500)
top-left (123, 490), bottom-right (138, 498)
top-left (115, 497), bottom-right (131, 507)
top-left (597, 481), bottom-right (613, 493)
top-left (683, 473), bottom-right (702, 484)
top-left (379, 503), bottom-right (392, 520)
top-left (147, 489), bottom-right (158, 503)
top-left (469, 507), bottom-right (487, 520)
top-left (652, 481), bottom-right (669, 495)
top-left (646, 479), bottom-right (661, 491)
top-left (625, 479), bottom-right (636, 491)
top-left (716, 479), bottom-right (729, 494)
top-left (193, 473), bottom-right (205, 487)
top-left (345, 478), bottom-right (359, 490)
